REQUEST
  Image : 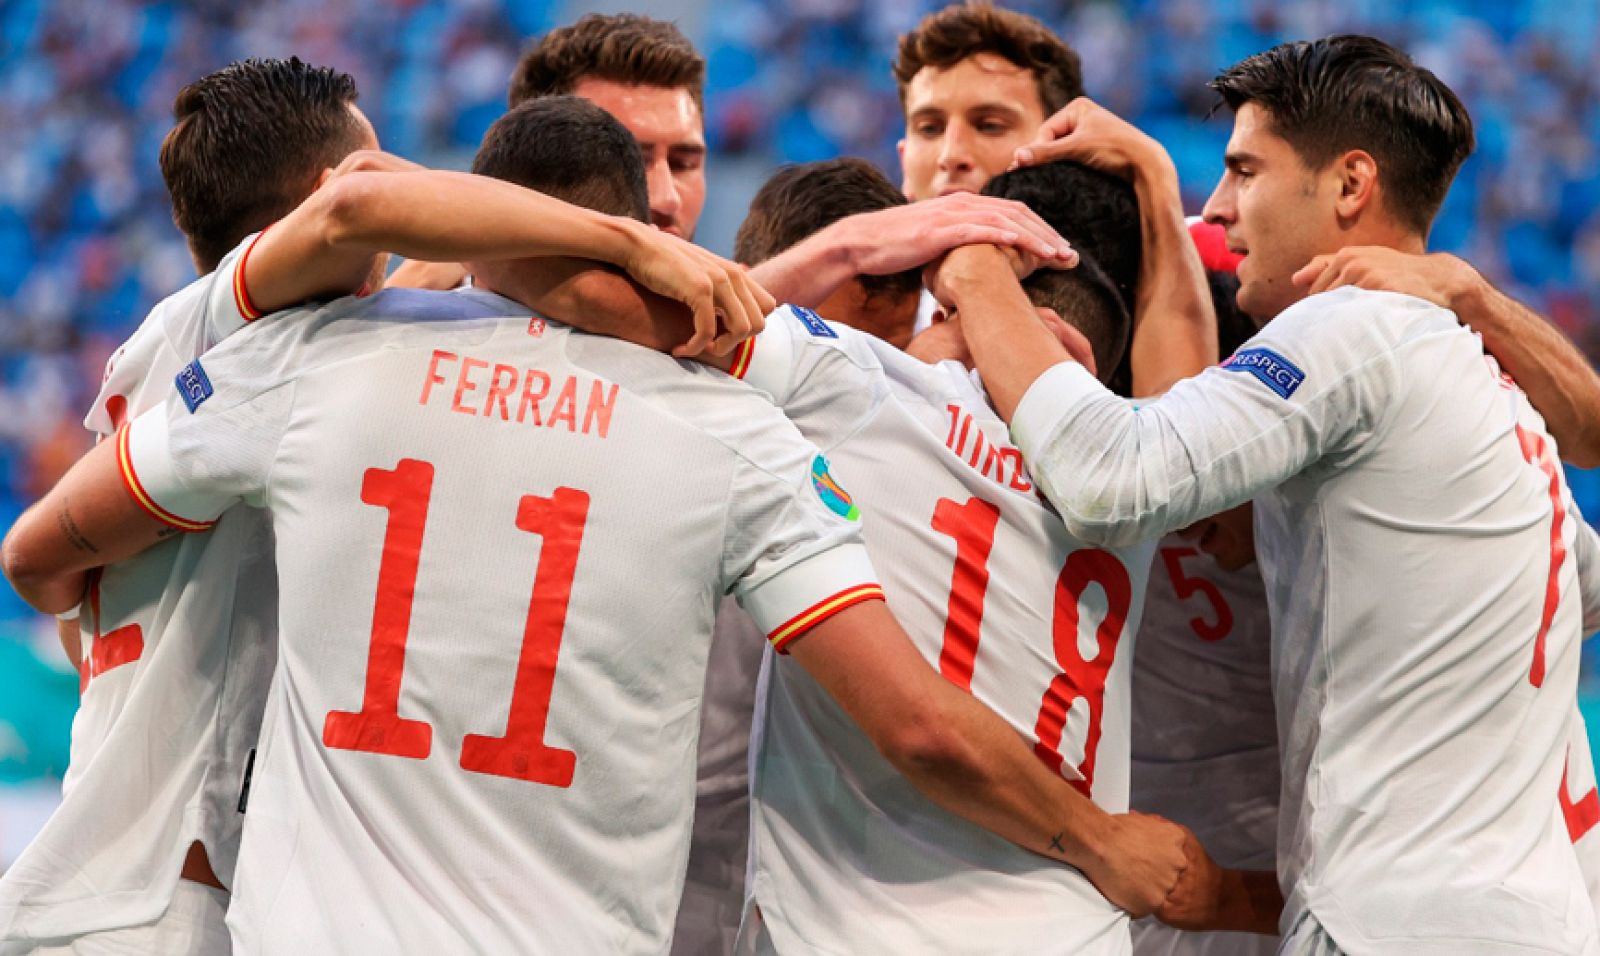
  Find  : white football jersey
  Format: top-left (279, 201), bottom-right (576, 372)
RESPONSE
top-left (119, 289), bottom-right (881, 956)
top-left (740, 307), bottom-right (1156, 955)
top-left (0, 232), bottom-right (277, 947)
top-left (1010, 287), bottom-right (1597, 953)
top-left (1129, 542), bottom-right (1276, 956)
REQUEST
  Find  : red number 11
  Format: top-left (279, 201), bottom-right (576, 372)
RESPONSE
top-left (324, 458), bottom-right (588, 787)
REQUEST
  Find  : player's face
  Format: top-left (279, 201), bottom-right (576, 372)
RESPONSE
top-left (816, 280), bottom-right (921, 350)
top-left (898, 53), bottom-right (1047, 201)
top-left (572, 78), bottom-right (707, 240)
top-left (1180, 501), bottom-right (1256, 571)
top-left (1202, 103), bottom-right (1343, 321)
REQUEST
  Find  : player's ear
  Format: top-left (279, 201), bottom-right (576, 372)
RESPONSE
top-left (314, 167), bottom-right (336, 191)
top-left (896, 140), bottom-right (910, 198)
top-left (1333, 149), bottom-right (1379, 223)
top-left (1036, 307), bottom-right (1096, 378)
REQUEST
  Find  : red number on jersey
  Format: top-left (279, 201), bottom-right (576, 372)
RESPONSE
top-left (1033, 549), bottom-right (1133, 795)
top-left (1159, 546), bottom-right (1234, 642)
top-left (1561, 749), bottom-right (1600, 843)
top-left (932, 495), bottom-right (1131, 794)
top-left (931, 496), bottom-right (1001, 691)
top-left (1515, 425), bottom-right (1566, 688)
top-left (460, 488), bottom-right (587, 786)
top-left (324, 459), bottom-right (436, 759)
top-left (325, 460), bottom-right (590, 787)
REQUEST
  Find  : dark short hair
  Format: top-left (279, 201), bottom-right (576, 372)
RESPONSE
top-left (1210, 34), bottom-right (1475, 236)
top-left (1021, 254), bottom-right (1130, 385)
top-left (894, 3), bottom-right (1083, 116)
top-left (734, 158), bottom-right (921, 302)
top-left (159, 57), bottom-right (363, 272)
top-left (472, 96), bottom-right (648, 221)
top-left (509, 13), bottom-right (705, 111)
top-left (982, 161), bottom-right (1141, 312)
top-left (1207, 269), bottom-right (1259, 358)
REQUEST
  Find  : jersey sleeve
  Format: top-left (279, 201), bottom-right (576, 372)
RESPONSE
top-left (205, 229), bottom-right (269, 343)
top-left (1009, 290), bottom-right (1404, 547)
top-left (119, 341), bottom-right (296, 530)
top-left (720, 423), bottom-right (883, 654)
top-left (736, 305), bottom-right (886, 455)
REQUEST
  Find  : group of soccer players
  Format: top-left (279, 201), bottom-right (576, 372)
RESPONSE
top-left (0, 4), bottom-right (1599, 954)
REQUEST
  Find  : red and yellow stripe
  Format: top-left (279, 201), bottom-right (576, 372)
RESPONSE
top-left (768, 583), bottom-right (884, 653)
top-left (115, 425), bottom-right (215, 533)
top-left (729, 337), bottom-right (755, 380)
top-left (233, 227), bottom-right (271, 322)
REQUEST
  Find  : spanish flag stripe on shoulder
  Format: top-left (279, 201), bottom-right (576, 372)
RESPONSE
top-left (729, 337), bottom-right (755, 380)
top-left (115, 425), bottom-right (215, 533)
top-left (768, 583), bottom-right (885, 653)
top-left (233, 226), bottom-right (271, 322)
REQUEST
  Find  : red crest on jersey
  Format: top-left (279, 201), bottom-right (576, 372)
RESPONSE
top-left (527, 317), bottom-right (546, 337)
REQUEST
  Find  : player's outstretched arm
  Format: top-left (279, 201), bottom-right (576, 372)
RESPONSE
top-left (747, 193), bottom-right (1077, 308)
top-left (1015, 98), bottom-right (1216, 396)
top-left (786, 599), bottom-right (1190, 916)
top-left (247, 156), bottom-right (771, 356)
top-left (1294, 247), bottom-right (1600, 467)
top-left (2, 438), bottom-right (176, 615)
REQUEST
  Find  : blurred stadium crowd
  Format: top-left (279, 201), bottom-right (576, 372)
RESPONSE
top-left (0, 0), bottom-right (1597, 796)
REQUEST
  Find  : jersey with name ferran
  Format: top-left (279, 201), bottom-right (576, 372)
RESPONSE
top-left (117, 289), bottom-right (880, 956)
top-left (740, 307), bottom-right (1156, 955)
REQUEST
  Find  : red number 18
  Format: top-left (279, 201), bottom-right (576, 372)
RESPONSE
top-left (931, 495), bottom-right (1131, 794)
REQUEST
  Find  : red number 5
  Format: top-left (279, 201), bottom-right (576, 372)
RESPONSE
top-left (324, 459), bottom-right (588, 787)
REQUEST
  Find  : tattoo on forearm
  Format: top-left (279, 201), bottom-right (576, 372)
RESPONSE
top-left (1049, 832), bottom-right (1066, 854)
top-left (56, 500), bottom-right (98, 555)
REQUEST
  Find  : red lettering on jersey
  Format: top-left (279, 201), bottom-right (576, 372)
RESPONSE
top-left (549, 378), bottom-right (579, 432)
top-left (951, 413), bottom-right (973, 461)
top-left (484, 364), bottom-right (518, 421)
top-left (452, 357), bottom-right (488, 415)
top-left (583, 381), bottom-right (619, 438)
top-left (518, 370), bottom-right (551, 425)
top-left (945, 405), bottom-right (963, 449)
top-left (1561, 750), bottom-right (1600, 843)
top-left (420, 350), bottom-right (457, 406)
top-left (1001, 448), bottom-right (1033, 492)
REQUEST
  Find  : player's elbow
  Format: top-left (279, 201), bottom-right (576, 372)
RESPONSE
top-left (2, 525), bottom-right (61, 611)
top-left (315, 174), bottom-right (385, 250)
top-left (874, 699), bottom-right (993, 791)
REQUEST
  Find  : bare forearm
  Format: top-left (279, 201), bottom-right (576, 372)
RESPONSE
top-left (1129, 164), bottom-right (1215, 396)
top-left (890, 684), bottom-right (1112, 872)
top-left (1455, 276), bottom-right (1600, 467)
top-left (747, 226), bottom-right (858, 307)
top-left (327, 171), bottom-right (640, 268)
top-left (947, 248), bottom-right (1072, 421)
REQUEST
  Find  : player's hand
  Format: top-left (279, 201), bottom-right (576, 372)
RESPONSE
top-left (1081, 811), bottom-right (1189, 918)
top-left (325, 149), bottom-right (427, 179)
top-left (1013, 97), bottom-right (1172, 181)
top-left (905, 311), bottom-right (971, 366)
top-left (1291, 246), bottom-right (1481, 309)
top-left (922, 244), bottom-right (1057, 310)
top-left (1153, 828), bottom-right (1226, 930)
top-left (618, 222), bottom-right (775, 357)
top-left (839, 193), bottom-right (1077, 277)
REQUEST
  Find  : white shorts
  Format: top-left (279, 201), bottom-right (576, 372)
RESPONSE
top-left (1278, 912), bottom-right (1345, 956)
top-left (1131, 917), bottom-right (1277, 956)
top-left (25, 880), bottom-right (230, 956)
